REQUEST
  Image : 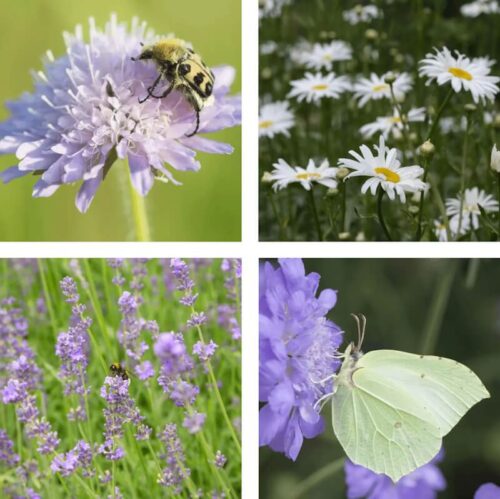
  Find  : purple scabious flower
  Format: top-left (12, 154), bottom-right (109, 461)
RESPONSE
top-left (0, 15), bottom-right (241, 213)
top-left (158, 423), bottom-right (191, 493)
top-left (100, 375), bottom-right (151, 449)
top-left (259, 259), bottom-right (342, 461)
top-left (475, 483), bottom-right (500, 499)
top-left (0, 429), bottom-right (20, 467)
top-left (345, 449), bottom-right (446, 499)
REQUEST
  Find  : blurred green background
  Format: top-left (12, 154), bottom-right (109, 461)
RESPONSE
top-left (0, 0), bottom-right (241, 241)
top-left (260, 259), bottom-right (500, 499)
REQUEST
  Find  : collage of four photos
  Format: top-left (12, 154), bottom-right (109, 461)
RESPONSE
top-left (0, 0), bottom-right (499, 498)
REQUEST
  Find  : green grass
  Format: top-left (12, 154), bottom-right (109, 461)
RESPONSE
top-left (0, 0), bottom-right (241, 241)
top-left (1, 258), bottom-right (241, 498)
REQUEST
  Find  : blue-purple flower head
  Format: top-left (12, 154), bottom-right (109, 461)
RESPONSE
top-left (0, 14), bottom-right (241, 212)
top-left (345, 449), bottom-right (446, 499)
top-left (259, 258), bottom-right (343, 461)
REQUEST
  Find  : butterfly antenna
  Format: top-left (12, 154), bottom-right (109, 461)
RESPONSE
top-left (313, 391), bottom-right (334, 413)
top-left (359, 314), bottom-right (367, 350)
top-left (309, 373), bottom-right (337, 385)
top-left (350, 313), bottom-right (367, 351)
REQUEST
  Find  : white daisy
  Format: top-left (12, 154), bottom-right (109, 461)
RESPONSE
top-left (359, 107), bottom-right (426, 139)
top-left (353, 72), bottom-right (413, 107)
top-left (289, 40), bottom-right (314, 66)
top-left (268, 158), bottom-right (338, 191)
top-left (446, 187), bottom-right (499, 230)
top-left (288, 72), bottom-right (351, 104)
top-left (434, 217), bottom-right (470, 242)
top-left (259, 101), bottom-right (295, 138)
top-left (302, 41), bottom-right (353, 70)
top-left (339, 135), bottom-right (426, 202)
top-left (461, 0), bottom-right (499, 17)
top-left (491, 144), bottom-right (500, 173)
top-left (418, 47), bottom-right (500, 104)
top-left (260, 41), bottom-right (279, 56)
top-left (259, 0), bottom-right (292, 18)
top-left (343, 5), bottom-right (382, 25)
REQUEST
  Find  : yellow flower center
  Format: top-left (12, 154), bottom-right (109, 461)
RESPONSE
top-left (312, 84), bottom-right (328, 91)
top-left (259, 120), bottom-right (274, 129)
top-left (322, 54), bottom-right (333, 61)
top-left (448, 67), bottom-right (473, 81)
top-left (390, 116), bottom-right (402, 124)
top-left (374, 167), bottom-right (400, 183)
top-left (372, 84), bottom-right (389, 92)
top-left (296, 172), bottom-right (321, 180)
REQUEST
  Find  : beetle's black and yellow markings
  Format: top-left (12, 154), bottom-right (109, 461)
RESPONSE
top-left (131, 38), bottom-right (215, 137)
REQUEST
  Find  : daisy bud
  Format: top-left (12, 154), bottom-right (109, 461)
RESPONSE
top-left (336, 167), bottom-right (350, 180)
top-left (464, 103), bottom-right (477, 113)
top-left (261, 172), bottom-right (274, 184)
top-left (355, 232), bottom-right (366, 242)
top-left (419, 140), bottom-right (436, 158)
top-left (384, 72), bottom-right (397, 85)
top-left (339, 231), bottom-right (351, 240)
top-left (365, 29), bottom-right (378, 41)
top-left (491, 144), bottom-right (500, 173)
top-left (261, 67), bottom-right (272, 79)
top-left (395, 54), bottom-right (405, 65)
top-left (326, 188), bottom-right (339, 196)
top-left (408, 205), bottom-right (419, 215)
top-left (493, 115), bottom-right (500, 129)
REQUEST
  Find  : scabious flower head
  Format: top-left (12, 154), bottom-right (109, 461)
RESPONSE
top-left (0, 15), bottom-right (240, 212)
top-left (344, 449), bottom-right (446, 499)
top-left (474, 483), bottom-right (500, 499)
top-left (158, 423), bottom-right (191, 493)
top-left (301, 41), bottom-right (353, 70)
top-left (340, 135), bottom-right (426, 203)
top-left (268, 158), bottom-right (339, 191)
top-left (353, 72), bottom-right (412, 107)
top-left (259, 101), bottom-right (295, 138)
top-left (445, 187), bottom-right (499, 231)
top-left (419, 47), bottom-right (500, 104)
top-left (288, 72), bottom-right (351, 103)
top-left (259, 259), bottom-right (343, 460)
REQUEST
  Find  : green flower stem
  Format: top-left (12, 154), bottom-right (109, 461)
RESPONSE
top-left (191, 308), bottom-right (241, 455)
top-left (340, 181), bottom-right (347, 234)
top-left (389, 83), bottom-right (411, 153)
top-left (456, 117), bottom-right (472, 239)
top-left (427, 87), bottom-right (454, 141)
top-left (267, 190), bottom-right (285, 240)
top-left (308, 189), bottom-right (323, 241)
top-left (290, 457), bottom-right (345, 499)
top-left (128, 175), bottom-right (152, 242)
top-left (37, 260), bottom-right (59, 337)
top-left (420, 260), bottom-right (458, 354)
top-left (415, 157), bottom-right (430, 241)
top-left (377, 189), bottom-right (393, 241)
top-left (497, 172), bottom-right (500, 235)
top-left (431, 179), bottom-right (452, 241)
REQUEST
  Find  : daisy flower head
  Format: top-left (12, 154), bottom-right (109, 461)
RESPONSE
top-left (302, 41), bottom-right (353, 71)
top-left (353, 72), bottom-right (413, 108)
top-left (418, 47), bottom-right (500, 104)
top-left (259, 0), bottom-right (292, 18)
top-left (0, 15), bottom-right (241, 213)
top-left (268, 158), bottom-right (338, 191)
top-left (343, 5), bottom-right (382, 25)
top-left (289, 40), bottom-right (314, 66)
top-left (445, 187), bottom-right (499, 231)
top-left (461, 0), bottom-right (500, 17)
top-left (491, 144), bottom-right (500, 172)
top-left (259, 101), bottom-right (295, 139)
top-left (433, 216), bottom-right (470, 242)
top-left (339, 135), bottom-right (426, 202)
top-left (360, 107), bottom-right (426, 139)
top-left (288, 72), bottom-right (351, 104)
top-left (259, 259), bottom-right (343, 460)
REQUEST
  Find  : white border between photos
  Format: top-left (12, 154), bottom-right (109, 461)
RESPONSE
top-left (0, 0), bottom-right (499, 498)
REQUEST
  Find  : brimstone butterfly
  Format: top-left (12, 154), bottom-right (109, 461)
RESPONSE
top-left (329, 315), bottom-right (490, 482)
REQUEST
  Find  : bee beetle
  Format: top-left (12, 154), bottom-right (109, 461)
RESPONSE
top-left (131, 38), bottom-right (215, 137)
top-left (109, 362), bottom-right (130, 380)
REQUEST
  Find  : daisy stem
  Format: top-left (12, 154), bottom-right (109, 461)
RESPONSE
top-left (267, 191), bottom-right (285, 240)
top-left (377, 189), bottom-right (392, 241)
top-left (290, 457), bottom-right (345, 499)
top-left (427, 88), bottom-right (454, 141)
top-left (340, 181), bottom-right (347, 234)
top-left (308, 189), bottom-right (323, 241)
top-left (497, 172), bottom-right (500, 236)
top-left (415, 157), bottom-right (430, 241)
top-left (456, 116), bottom-right (471, 239)
top-left (128, 176), bottom-right (151, 242)
top-left (389, 83), bottom-right (411, 154)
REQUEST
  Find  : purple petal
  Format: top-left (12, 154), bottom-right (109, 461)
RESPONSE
top-left (179, 136), bottom-right (234, 154)
top-left (128, 150), bottom-right (153, 196)
top-left (75, 172), bottom-right (103, 213)
top-left (0, 166), bottom-right (30, 183)
top-left (475, 483), bottom-right (500, 499)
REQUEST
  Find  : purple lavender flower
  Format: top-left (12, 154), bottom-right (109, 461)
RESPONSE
top-left (259, 259), bottom-right (342, 461)
top-left (170, 259), bottom-right (198, 307)
top-left (0, 429), bottom-right (20, 467)
top-left (214, 450), bottom-right (227, 469)
top-left (0, 15), bottom-right (241, 213)
top-left (135, 360), bottom-right (155, 380)
top-left (475, 483), bottom-right (500, 499)
top-left (345, 449), bottom-right (446, 499)
top-left (100, 375), bottom-right (151, 450)
top-left (51, 440), bottom-right (94, 478)
top-left (182, 411), bottom-right (206, 434)
top-left (158, 423), bottom-right (191, 493)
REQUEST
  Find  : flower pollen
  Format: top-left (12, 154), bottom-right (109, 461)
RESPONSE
top-left (372, 83), bottom-right (389, 92)
top-left (448, 67), bottom-right (473, 80)
top-left (259, 120), bottom-right (274, 129)
top-left (312, 84), bottom-right (329, 91)
top-left (375, 167), bottom-right (401, 183)
top-left (295, 172), bottom-right (321, 180)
